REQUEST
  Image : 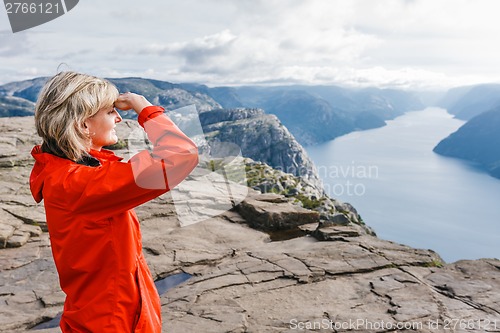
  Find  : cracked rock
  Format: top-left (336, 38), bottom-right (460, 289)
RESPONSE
top-left (1, 116), bottom-right (499, 333)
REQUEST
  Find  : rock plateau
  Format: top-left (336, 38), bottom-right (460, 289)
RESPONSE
top-left (0, 117), bottom-right (499, 333)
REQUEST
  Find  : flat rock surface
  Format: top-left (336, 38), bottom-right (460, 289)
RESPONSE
top-left (1, 116), bottom-right (499, 332)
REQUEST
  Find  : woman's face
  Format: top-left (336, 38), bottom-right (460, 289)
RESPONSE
top-left (84, 106), bottom-right (122, 150)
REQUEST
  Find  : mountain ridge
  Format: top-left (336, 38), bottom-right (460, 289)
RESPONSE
top-left (0, 76), bottom-right (427, 147)
top-left (434, 106), bottom-right (500, 179)
top-left (437, 83), bottom-right (500, 120)
top-left (219, 84), bottom-right (425, 145)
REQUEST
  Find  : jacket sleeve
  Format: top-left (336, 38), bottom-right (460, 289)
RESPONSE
top-left (59, 106), bottom-right (199, 221)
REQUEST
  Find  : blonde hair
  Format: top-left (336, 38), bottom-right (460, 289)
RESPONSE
top-left (35, 71), bottom-right (119, 161)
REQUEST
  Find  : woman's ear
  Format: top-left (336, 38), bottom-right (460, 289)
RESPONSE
top-left (80, 121), bottom-right (90, 137)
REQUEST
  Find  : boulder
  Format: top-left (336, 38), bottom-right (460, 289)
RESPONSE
top-left (235, 195), bottom-right (320, 231)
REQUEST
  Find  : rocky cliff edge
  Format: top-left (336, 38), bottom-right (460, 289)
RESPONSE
top-left (0, 117), bottom-right (499, 333)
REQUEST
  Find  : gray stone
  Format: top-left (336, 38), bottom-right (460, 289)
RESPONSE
top-left (0, 137), bottom-right (17, 158)
top-left (18, 223), bottom-right (43, 237)
top-left (251, 192), bottom-right (289, 203)
top-left (6, 230), bottom-right (30, 248)
top-left (325, 212), bottom-right (351, 225)
top-left (1, 116), bottom-right (500, 333)
top-left (2, 206), bottom-right (47, 231)
top-left (311, 224), bottom-right (363, 241)
top-left (0, 208), bottom-right (24, 228)
top-left (236, 195), bottom-right (320, 231)
top-left (0, 223), bottom-right (15, 248)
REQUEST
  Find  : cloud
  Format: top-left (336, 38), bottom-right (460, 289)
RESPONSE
top-left (0, 30), bottom-right (31, 57)
top-left (140, 30), bottom-right (237, 65)
top-left (2, 0), bottom-right (500, 88)
top-left (134, 1), bottom-right (383, 83)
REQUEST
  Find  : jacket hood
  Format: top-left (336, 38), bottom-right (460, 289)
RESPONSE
top-left (30, 145), bottom-right (56, 203)
top-left (30, 146), bottom-right (123, 203)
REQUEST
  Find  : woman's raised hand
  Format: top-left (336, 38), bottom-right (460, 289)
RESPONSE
top-left (114, 92), bottom-right (153, 115)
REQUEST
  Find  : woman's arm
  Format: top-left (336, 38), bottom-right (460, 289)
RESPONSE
top-left (57, 96), bottom-right (199, 221)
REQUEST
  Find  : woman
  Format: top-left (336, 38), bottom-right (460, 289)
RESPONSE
top-left (30, 71), bottom-right (199, 332)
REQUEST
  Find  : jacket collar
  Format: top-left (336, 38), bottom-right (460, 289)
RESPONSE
top-left (75, 149), bottom-right (123, 167)
top-left (89, 148), bottom-right (123, 162)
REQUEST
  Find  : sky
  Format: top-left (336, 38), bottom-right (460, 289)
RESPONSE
top-left (1, 0), bottom-right (500, 90)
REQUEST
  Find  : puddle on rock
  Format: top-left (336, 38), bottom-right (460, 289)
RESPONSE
top-left (31, 272), bottom-right (192, 330)
top-left (31, 313), bottom-right (62, 330)
top-left (154, 272), bottom-right (192, 295)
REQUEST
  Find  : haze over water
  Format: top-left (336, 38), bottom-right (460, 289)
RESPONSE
top-left (307, 107), bottom-right (500, 263)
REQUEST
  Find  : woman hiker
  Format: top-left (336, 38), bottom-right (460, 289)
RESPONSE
top-left (30, 71), bottom-right (199, 332)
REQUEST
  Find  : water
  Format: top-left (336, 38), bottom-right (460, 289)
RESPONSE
top-left (306, 107), bottom-right (500, 263)
top-left (31, 273), bottom-right (191, 330)
top-left (154, 272), bottom-right (191, 295)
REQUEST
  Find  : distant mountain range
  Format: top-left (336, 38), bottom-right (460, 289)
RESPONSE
top-left (437, 83), bottom-right (500, 120)
top-left (0, 76), bottom-right (425, 146)
top-left (4, 76), bottom-right (500, 180)
top-left (0, 77), bottom-right (321, 187)
top-left (210, 85), bottom-right (424, 146)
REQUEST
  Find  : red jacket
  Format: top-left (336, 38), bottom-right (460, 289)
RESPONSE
top-left (30, 106), bottom-right (198, 332)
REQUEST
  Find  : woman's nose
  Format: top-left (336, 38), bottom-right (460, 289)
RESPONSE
top-left (115, 112), bottom-right (122, 123)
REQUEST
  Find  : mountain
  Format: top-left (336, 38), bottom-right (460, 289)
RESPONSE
top-left (0, 77), bottom-right (47, 116)
top-left (438, 84), bottom-right (500, 120)
top-left (433, 106), bottom-right (500, 178)
top-left (0, 77), bottom-right (425, 147)
top-left (198, 108), bottom-right (322, 188)
top-left (0, 77), bottom-right (48, 103)
top-left (224, 85), bottom-right (424, 146)
top-left (0, 95), bottom-right (35, 117)
top-left (0, 77), bottom-right (321, 187)
top-left (303, 86), bottom-right (424, 119)
top-left (110, 78), bottom-right (223, 113)
top-left (0, 77), bottom-right (223, 117)
top-left (2, 113), bottom-right (500, 332)
top-left (178, 83), bottom-right (244, 109)
top-left (248, 89), bottom-right (353, 145)
top-left (1, 80), bottom-right (499, 333)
